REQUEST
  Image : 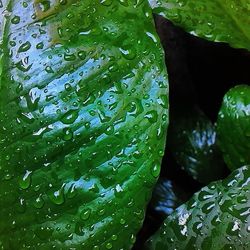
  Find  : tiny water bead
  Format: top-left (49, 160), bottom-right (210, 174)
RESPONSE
top-left (34, 195), bottom-right (45, 209)
top-left (49, 188), bottom-right (65, 205)
top-left (11, 15), bottom-right (20, 24)
top-left (19, 170), bottom-right (32, 190)
top-left (151, 161), bottom-right (161, 178)
top-left (61, 109), bottom-right (79, 124)
top-left (18, 41), bottom-right (31, 53)
top-left (80, 208), bottom-right (91, 221)
top-left (62, 127), bottom-right (73, 141)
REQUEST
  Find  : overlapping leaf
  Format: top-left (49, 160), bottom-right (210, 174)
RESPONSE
top-left (217, 85), bottom-right (250, 171)
top-left (168, 106), bottom-right (225, 184)
top-left (146, 165), bottom-right (250, 250)
top-left (149, 0), bottom-right (250, 51)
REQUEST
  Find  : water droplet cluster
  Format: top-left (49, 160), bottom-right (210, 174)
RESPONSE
top-left (146, 166), bottom-right (250, 250)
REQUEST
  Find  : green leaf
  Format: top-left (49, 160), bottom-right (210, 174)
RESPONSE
top-left (148, 0), bottom-right (250, 51)
top-left (217, 85), bottom-right (250, 171)
top-left (0, 1), bottom-right (168, 249)
top-left (145, 165), bottom-right (250, 250)
top-left (168, 106), bottom-right (225, 184)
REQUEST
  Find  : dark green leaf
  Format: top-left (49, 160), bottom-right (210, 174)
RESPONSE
top-left (145, 165), bottom-right (250, 250)
top-left (217, 85), bottom-right (250, 171)
top-left (150, 178), bottom-right (190, 217)
top-left (149, 0), bottom-right (250, 51)
top-left (168, 106), bottom-right (225, 184)
top-left (0, 1), bottom-right (168, 249)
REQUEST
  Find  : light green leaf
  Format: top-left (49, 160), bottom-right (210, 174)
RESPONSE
top-left (217, 85), bottom-right (250, 171)
top-left (0, 1), bottom-right (168, 249)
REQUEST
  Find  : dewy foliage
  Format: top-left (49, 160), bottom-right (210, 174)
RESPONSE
top-left (0, 0), bottom-right (168, 249)
top-left (146, 166), bottom-right (250, 250)
top-left (149, 0), bottom-right (250, 51)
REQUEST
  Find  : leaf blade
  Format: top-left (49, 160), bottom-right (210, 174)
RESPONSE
top-left (0, 1), bottom-right (169, 248)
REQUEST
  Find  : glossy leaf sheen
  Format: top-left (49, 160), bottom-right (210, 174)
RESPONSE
top-left (217, 85), bottom-right (250, 171)
top-left (0, 1), bottom-right (169, 249)
top-left (168, 106), bottom-right (224, 184)
top-left (149, 0), bottom-right (250, 51)
top-left (150, 178), bottom-right (188, 217)
top-left (146, 165), bottom-right (250, 250)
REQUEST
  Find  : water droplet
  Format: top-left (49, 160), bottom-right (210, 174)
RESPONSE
top-left (120, 218), bottom-right (126, 225)
top-left (11, 15), bottom-right (20, 24)
top-left (111, 234), bottom-right (117, 241)
top-left (34, 195), bottom-right (45, 209)
top-left (18, 41), bottom-right (31, 53)
top-left (151, 161), bottom-right (161, 178)
top-left (62, 127), bottom-right (73, 141)
top-left (61, 109), bottom-right (78, 124)
top-left (16, 58), bottom-right (32, 72)
top-left (37, 0), bottom-right (50, 12)
top-left (22, 1), bottom-right (28, 8)
top-left (128, 234), bottom-right (135, 245)
top-left (80, 208), bottom-right (91, 221)
top-left (34, 43), bottom-right (44, 51)
top-left (49, 187), bottom-right (65, 205)
top-left (127, 100), bottom-right (143, 116)
top-left (78, 51), bottom-right (86, 60)
top-left (157, 95), bottom-right (168, 108)
top-left (75, 221), bottom-right (84, 236)
top-left (44, 64), bottom-right (55, 73)
top-left (144, 110), bottom-right (158, 123)
top-left (64, 83), bottom-right (72, 91)
top-left (19, 170), bottom-right (32, 189)
top-left (64, 53), bottom-right (76, 61)
top-left (98, 208), bottom-right (105, 216)
top-left (105, 125), bottom-right (114, 135)
top-left (105, 242), bottom-right (112, 249)
top-left (119, 47), bottom-right (136, 60)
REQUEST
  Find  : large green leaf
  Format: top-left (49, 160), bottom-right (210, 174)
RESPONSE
top-left (0, 1), bottom-right (168, 249)
top-left (148, 0), bottom-right (250, 51)
top-left (145, 165), bottom-right (250, 250)
top-left (168, 106), bottom-right (225, 184)
top-left (217, 85), bottom-right (250, 171)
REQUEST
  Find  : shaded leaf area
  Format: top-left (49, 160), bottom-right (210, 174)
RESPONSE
top-left (0, 1), bottom-right (168, 249)
top-left (150, 178), bottom-right (190, 218)
top-left (217, 85), bottom-right (250, 171)
top-left (149, 0), bottom-right (250, 51)
top-left (168, 105), bottom-right (225, 184)
top-left (133, 16), bottom-right (250, 249)
top-left (145, 165), bottom-right (250, 250)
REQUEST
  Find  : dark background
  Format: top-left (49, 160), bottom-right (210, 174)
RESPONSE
top-left (132, 15), bottom-right (250, 249)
